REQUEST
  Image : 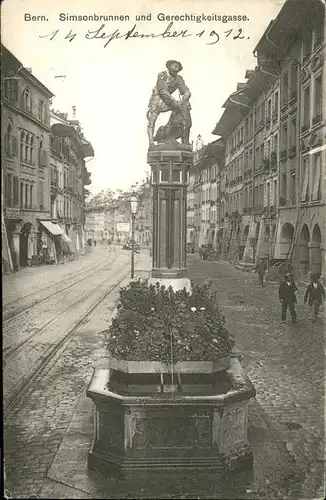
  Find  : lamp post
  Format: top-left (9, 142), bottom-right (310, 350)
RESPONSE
top-left (130, 195), bottom-right (139, 279)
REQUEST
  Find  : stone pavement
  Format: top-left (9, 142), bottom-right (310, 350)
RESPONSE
top-left (187, 256), bottom-right (325, 499)
top-left (2, 245), bottom-right (115, 306)
top-left (3, 253), bottom-right (325, 499)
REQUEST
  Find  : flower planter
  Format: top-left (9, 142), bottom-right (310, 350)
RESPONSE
top-left (86, 355), bottom-right (255, 478)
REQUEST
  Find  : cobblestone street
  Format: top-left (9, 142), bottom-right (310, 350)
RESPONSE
top-left (3, 252), bottom-right (325, 499)
top-left (187, 256), bottom-right (325, 499)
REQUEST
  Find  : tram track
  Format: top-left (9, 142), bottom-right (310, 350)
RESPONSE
top-left (3, 266), bottom-right (131, 418)
top-left (3, 252), bottom-right (116, 321)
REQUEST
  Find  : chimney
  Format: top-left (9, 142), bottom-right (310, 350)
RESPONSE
top-left (25, 68), bottom-right (32, 73)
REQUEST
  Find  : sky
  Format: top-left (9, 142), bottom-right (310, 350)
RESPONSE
top-left (2, 0), bottom-right (286, 193)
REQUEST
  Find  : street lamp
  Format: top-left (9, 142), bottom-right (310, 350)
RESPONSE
top-left (130, 195), bottom-right (139, 279)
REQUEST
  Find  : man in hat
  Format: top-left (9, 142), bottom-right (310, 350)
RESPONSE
top-left (147, 60), bottom-right (191, 145)
top-left (304, 274), bottom-right (325, 322)
top-left (252, 257), bottom-right (268, 286)
top-left (279, 273), bottom-right (298, 324)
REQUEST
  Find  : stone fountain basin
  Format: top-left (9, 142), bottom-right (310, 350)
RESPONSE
top-left (86, 355), bottom-right (256, 477)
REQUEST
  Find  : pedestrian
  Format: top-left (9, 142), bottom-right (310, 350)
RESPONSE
top-left (252, 257), bottom-right (267, 286)
top-left (199, 246), bottom-right (204, 260)
top-left (304, 274), bottom-right (325, 322)
top-left (279, 272), bottom-right (298, 324)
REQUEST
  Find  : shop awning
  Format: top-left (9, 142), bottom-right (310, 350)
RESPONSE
top-left (39, 220), bottom-right (64, 236)
top-left (60, 233), bottom-right (74, 253)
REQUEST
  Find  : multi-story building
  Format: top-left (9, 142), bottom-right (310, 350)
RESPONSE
top-left (2, 44), bottom-right (53, 272)
top-left (254, 0), bottom-right (325, 278)
top-left (189, 138), bottom-right (224, 251)
top-left (188, 0), bottom-right (325, 279)
top-left (49, 109), bottom-right (93, 261)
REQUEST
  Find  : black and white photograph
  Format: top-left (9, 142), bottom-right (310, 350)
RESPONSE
top-left (1, 0), bottom-right (325, 498)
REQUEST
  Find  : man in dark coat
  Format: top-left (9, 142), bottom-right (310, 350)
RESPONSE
top-left (279, 272), bottom-right (298, 324)
top-left (253, 257), bottom-right (268, 286)
top-left (304, 274), bottom-right (325, 322)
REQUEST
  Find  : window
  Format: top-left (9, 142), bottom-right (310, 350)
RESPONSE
top-left (282, 73), bottom-right (288, 104)
top-left (267, 99), bottom-right (272, 121)
top-left (303, 30), bottom-right (313, 61)
top-left (313, 75), bottom-right (322, 122)
top-left (4, 78), bottom-right (18, 103)
top-left (290, 65), bottom-right (298, 97)
top-left (22, 87), bottom-right (32, 112)
top-left (303, 86), bottom-right (310, 127)
top-left (29, 185), bottom-right (33, 208)
top-left (273, 180), bottom-right (278, 206)
top-left (5, 174), bottom-right (13, 206)
top-left (274, 133), bottom-right (279, 156)
top-left (312, 154), bottom-right (321, 201)
top-left (25, 184), bottom-right (28, 209)
top-left (314, 22), bottom-right (324, 48)
top-left (13, 176), bottom-right (19, 206)
top-left (282, 123), bottom-right (288, 151)
top-left (5, 123), bottom-right (17, 157)
top-left (38, 100), bottom-right (44, 121)
top-left (301, 158), bottom-right (309, 202)
top-left (274, 91), bottom-right (279, 117)
top-left (281, 173), bottom-right (287, 201)
top-left (290, 120), bottom-right (297, 148)
top-left (290, 172), bottom-right (296, 203)
top-left (39, 181), bottom-right (45, 210)
top-left (20, 182), bottom-right (24, 208)
top-left (160, 169), bottom-right (169, 182)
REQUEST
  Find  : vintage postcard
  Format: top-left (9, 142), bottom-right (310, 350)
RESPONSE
top-left (2, 0), bottom-right (325, 498)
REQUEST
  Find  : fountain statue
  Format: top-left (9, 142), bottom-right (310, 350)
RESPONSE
top-left (146, 60), bottom-right (192, 147)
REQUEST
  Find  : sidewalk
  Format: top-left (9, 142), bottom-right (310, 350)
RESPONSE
top-left (2, 246), bottom-right (116, 306)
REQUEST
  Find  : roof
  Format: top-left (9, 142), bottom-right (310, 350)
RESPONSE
top-left (2, 44), bottom-right (54, 98)
top-left (254, 0), bottom-right (325, 63)
top-left (212, 67), bottom-right (270, 137)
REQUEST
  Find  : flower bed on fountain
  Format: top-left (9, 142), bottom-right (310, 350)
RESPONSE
top-left (87, 280), bottom-right (256, 478)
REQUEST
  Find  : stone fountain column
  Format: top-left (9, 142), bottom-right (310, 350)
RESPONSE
top-left (147, 140), bottom-right (193, 292)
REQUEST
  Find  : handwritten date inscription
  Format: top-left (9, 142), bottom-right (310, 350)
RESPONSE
top-left (39, 22), bottom-right (247, 47)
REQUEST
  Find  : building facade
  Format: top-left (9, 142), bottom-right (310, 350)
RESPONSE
top-left (2, 45), bottom-right (53, 272)
top-left (1, 45), bottom-right (94, 272)
top-left (187, 0), bottom-right (325, 279)
top-left (49, 109), bottom-right (93, 261)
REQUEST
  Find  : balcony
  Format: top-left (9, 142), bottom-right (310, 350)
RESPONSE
top-left (21, 157), bottom-right (36, 167)
top-left (280, 99), bottom-right (288, 111)
top-left (270, 152), bottom-right (278, 170)
top-left (289, 91), bottom-right (297, 104)
top-left (312, 113), bottom-right (322, 126)
top-left (288, 145), bottom-right (297, 158)
top-left (301, 123), bottom-right (309, 134)
top-left (263, 158), bottom-right (270, 172)
top-left (280, 150), bottom-right (287, 162)
top-left (255, 120), bottom-right (265, 132)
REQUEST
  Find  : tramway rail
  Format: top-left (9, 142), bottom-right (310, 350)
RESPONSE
top-left (4, 268), bottom-right (131, 417)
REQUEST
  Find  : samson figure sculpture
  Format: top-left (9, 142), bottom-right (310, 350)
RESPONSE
top-left (146, 60), bottom-right (192, 146)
